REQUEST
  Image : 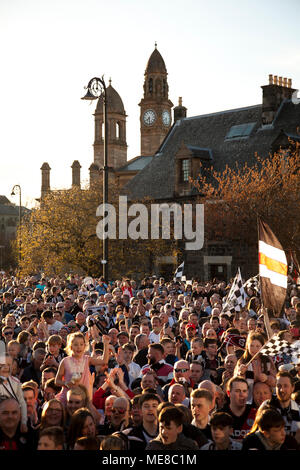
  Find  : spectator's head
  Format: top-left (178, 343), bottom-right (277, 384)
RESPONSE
top-left (139, 392), bottom-right (161, 426)
top-left (253, 381), bottom-right (272, 408)
top-left (67, 408), bottom-right (97, 450)
top-left (66, 385), bottom-right (89, 416)
top-left (100, 434), bottom-right (127, 450)
top-left (198, 380), bottom-right (217, 407)
top-left (256, 408), bottom-right (286, 448)
top-left (74, 436), bottom-right (100, 450)
top-left (210, 412), bottom-right (234, 448)
top-left (168, 383), bottom-right (186, 405)
top-left (37, 426), bottom-right (65, 450)
top-left (173, 360), bottom-right (191, 383)
top-left (141, 372), bottom-right (157, 391)
top-left (147, 343), bottom-right (165, 366)
top-left (190, 388), bottom-right (214, 425)
top-left (226, 376), bottom-right (249, 410)
top-left (46, 335), bottom-right (62, 356)
top-left (130, 395), bottom-right (143, 427)
top-left (134, 333), bottom-right (149, 351)
top-left (190, 337), bottom-right (203, 356)
top-left (276, 371), bottom-right (295, 404)
top-left (40, 399), bottom-right (65, 429)
top-left (110, 397), bottom-right (130, 429)
top-left (190, 361), bottom-right (204, 385)
top-left (0, 397), bottom-right (21, 436)
top-left (158, 406), bottom-right (184, 445)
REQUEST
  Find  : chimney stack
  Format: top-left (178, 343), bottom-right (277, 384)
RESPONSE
top-left (40, 162), bottom-right (51, 199)
top-left (173, 97), bottom-right (187, 123)
top-left (71, 160), bottom-right (81, 188)
top-left (261, 74), bottom-right (298, 125)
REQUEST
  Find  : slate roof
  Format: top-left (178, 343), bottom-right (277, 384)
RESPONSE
top-left (117, 155), bottom-right (154, 172)
top-left (123, 99), bottom-right (300, 201)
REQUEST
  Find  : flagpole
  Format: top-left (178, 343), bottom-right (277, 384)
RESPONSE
top-left (257, 215), bottom-right (273, 340)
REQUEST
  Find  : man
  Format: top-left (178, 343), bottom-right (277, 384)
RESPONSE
top-left (0, 397), bottom-right (37, 450)
top-left (41, 310), bottom-right (64, 336)
top-left (168, 383), bottom-right (188, 406)
top-left (146, 406), bottom-right (199, 450)
top-left (20, 348), bottom-right (46, 386)
top-left (117, 343), bottom-right (141, 388)
top-left (202, 338), bottom-right (221, 381)
top-left (108, 328), bottom-right (119, 352)
top-left (219, 353), bottom-right (237, 391)
top-left (99, 397), bottom-right (130, 435)
top-left (122, 392), bottom-right (160, 449)
top-left (149, 316), bottom-right (162, 343)
top-left (141, 343), bottom-right (173, 386)
top-left (22, 384), bottom-right (40, 428)
top-left (190, 361), bottom-right (204, 386)
top-left (262, 370), bottom-right (300, 441)
top-left (252, 381), bottom-right (272, 409)
top-left (133, 333), bottom-right (149, 368)
top-left (75, 312), bottom-right (88, 333)
top-left (190, 388), bottom-right (214, 439)
top-left (221, 376), bottom-right (257, 441)
top-left (162, 360), bottom-right (194, 400)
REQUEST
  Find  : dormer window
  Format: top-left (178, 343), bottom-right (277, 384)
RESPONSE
top-left (225, 122), bottom-right (256, 141)
top-left (181, 159), bottom-right (190, 182)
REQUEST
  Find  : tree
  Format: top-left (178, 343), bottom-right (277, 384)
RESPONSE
top-left (18, 183), bottom-right (178, 279)
top-left (192, 142), bottom-right (300, 268)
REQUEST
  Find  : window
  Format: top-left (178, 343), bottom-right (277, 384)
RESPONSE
top-left (149, 78), bottom-right (153, 94)
top-left (225, 122), bottom-right (256, 140)
top-left (181, 159), bottom-right (190, 182)
top-left (116, 122), bottom-right (120, 140)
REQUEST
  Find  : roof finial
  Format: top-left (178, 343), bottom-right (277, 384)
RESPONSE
top-left (155, 41), bottom-right (157, 49)
top-left (109, 77), bottom-right (112, 86)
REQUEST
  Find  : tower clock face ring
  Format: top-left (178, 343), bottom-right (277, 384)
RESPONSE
top-left (162, 110), bottom-right (171, 126)
top-left (143, 109), bottom-right (156, 126)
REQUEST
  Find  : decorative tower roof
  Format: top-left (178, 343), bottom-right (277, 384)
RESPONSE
top-left (95, 82), bottom-right (126, 115)
top-left (145, 45), bottom-right (167, 75)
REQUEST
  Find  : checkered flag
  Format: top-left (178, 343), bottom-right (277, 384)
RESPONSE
top-left (259, 337), bottom-right (300, 364)
top-left (174, 262), bottom-right (185, 282)
top-left (243, 274), bottom-right (260, 296)
top-left (223, 267), bottom-right (246, 314)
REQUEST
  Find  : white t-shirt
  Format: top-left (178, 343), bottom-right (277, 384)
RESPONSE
top-left (149, 330), bottom-right (161, 343)
top-left (48, 320), bottom-right (64, 335)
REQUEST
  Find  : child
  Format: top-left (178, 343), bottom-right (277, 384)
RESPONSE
top-left (41, 335), bottom-right (66, 371)
top-left (74, 436), bottom-right (100, 450)
top-left (200, 412), bottom-right (242, 450)
top-left (37, 426), bottom-right (65, 450)
top-left (185, 337), bottom-right (204, 364)
top-left (146, 406), bottom-right (199, 450)
top-left (160, 337), bottom-right (178, 366)
top-left (54, 331), bottom-right (110, 405)
top-left (0, 353), bottom-right (28, 432)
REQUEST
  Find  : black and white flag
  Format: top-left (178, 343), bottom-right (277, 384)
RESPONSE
top-left (259, 337), bottom-right (300, 364)
top-left (174, 262), bottom-right (185, 282)
top-left (243, 274), bottom-right (260, 296)
top-left (223, 267), bottom-right (246, 314)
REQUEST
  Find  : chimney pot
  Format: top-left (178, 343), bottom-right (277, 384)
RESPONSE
top-left (278, 76), bottom-right (283, 86)
top-left (288, 78), bottom-right (292, 88)
top-left (269, 74), bottom-right (273, 85)
top-left (274, 75), bottom-right (278, 85)
top-left (283, 77), bottom-right (288, 87)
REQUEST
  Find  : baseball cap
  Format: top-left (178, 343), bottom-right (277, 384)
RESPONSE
top-left (186, 323), bottom-right (196, 330)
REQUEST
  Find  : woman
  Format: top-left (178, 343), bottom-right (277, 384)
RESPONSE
top-left (67, 408), bottom-right (98, 450)
top-left (39, 398), bottom-right (65, 429)
top-left (234, 332), bottom-right (276, 404)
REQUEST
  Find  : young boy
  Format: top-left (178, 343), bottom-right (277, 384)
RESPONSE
top-left (242, 407), bottom-right (298, 450)
top-left (37, 426), bottom-right (65, 450)
top-left (185, 337), bottom-right (204, 364)
top-left (41, 335), bottom-right (65, 371)
top-left (160, 337), bottom-right (178, 366)
top-left (146, 406), bottom-right (199, 450)
top-left (200, 412), bottom-right (242, 450)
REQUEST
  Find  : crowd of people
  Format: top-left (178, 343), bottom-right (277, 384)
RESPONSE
top-left (0, 271), bottom-right (300, 451)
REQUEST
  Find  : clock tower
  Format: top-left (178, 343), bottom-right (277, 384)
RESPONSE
top-left (139, 44), bottom-right (173, 156)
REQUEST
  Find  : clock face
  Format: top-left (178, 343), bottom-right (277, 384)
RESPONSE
top-left (143, 109), bottom-right (156, 126)
top-left (162, 110), bottom-right (171, 126)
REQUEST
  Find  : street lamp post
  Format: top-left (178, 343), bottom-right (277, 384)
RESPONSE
top-left (11, 184), bottom-right (22, 265)
top-left (82, 76), bottom-right (109, 282)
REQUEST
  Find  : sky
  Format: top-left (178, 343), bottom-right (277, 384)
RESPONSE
top-left (1, 0), bottom-right (300, 208)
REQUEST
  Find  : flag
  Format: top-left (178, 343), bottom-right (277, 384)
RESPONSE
top-left (223, 333), bottom-right (246, 350)
top-left (258, 219), bottom-right (288, 314)
top-left (259, 336), bottom-right (300, 364)
top-left (243, 274), bottom-right (260, 296)
top-left (173, 262), bottom-right (185, 282)
top-left (223, 267), bottom-right (246, 314)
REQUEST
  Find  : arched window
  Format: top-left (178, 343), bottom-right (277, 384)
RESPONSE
top-left (116, 122), bottom-right (120, 140)
top-left (149, 78), bottom-right (153, 94)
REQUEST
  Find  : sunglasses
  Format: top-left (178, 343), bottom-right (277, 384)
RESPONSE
top-left (174, 368), bottom-right (189, 373)
top-left (4, 331), bottom-right (13, 336)
top-left (111, 407), bottom-right (126, 414)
